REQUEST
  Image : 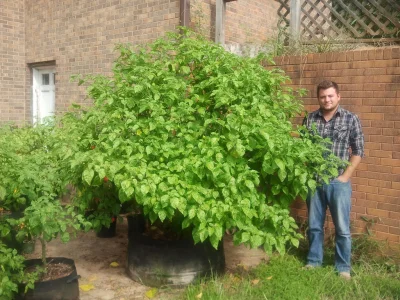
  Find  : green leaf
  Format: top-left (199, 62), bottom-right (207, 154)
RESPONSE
top-left (210, 234), bottom-right (220, 249)
top-left (182, 218), bottom-right (191, 229)
top-left (250, 235), bottom-right (263, 248)
top-left (82, 168), bottom-right (94, 185)
top-left (206, 161), bottom-right (214, 171)
top-left (141, 185), bottom-right (150, 195)
top-left (181, 66), bottom-right (191, 74)
top-left (274, 158), bottom-right (285, 171)
top-left (241, 232), bottom-right (250, 243)
top-left (121, 180), bottom-right (134, 198)
top-left (245, 180), bottom-right (254, 189)
top-left (146, 146), bottom-right (153, 155)
top-left (0, 186), bottom-right (6, 200)
top-left (61, 231), bottom-right (70, 243)
top-left (158, 210), bottom-right (167, 222)
top-left (188, 208), bottom-right (196, 219)
top-left (291, 237), bottom-right (299, 248)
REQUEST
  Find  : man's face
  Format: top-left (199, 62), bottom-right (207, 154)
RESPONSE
top-left (318, 87), bottom-right (341, 113)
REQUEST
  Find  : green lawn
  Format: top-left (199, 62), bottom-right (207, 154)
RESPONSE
top-left (180, 236), bottom-right (400, 300)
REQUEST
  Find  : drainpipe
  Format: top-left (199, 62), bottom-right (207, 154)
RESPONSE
top-left (180, 0), bottom-right (190, 27)
top-left (215, 0), bottom-right (237, 45)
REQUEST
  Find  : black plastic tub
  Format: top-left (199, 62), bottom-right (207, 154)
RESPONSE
top-left (16, 257), bottom-right (80, 300)
top-left (126, 215), bottom-right (225, 287)
top-left (96, 217), bottom-right (117, 238)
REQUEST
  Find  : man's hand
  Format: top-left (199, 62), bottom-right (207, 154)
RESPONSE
top-left (337, 174), bottom-right (350, 183)
top-left (337, 155), bottom-right (362, 183)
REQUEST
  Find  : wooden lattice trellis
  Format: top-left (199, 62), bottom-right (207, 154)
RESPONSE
top-left (277, 0), bottom-right (400, 42)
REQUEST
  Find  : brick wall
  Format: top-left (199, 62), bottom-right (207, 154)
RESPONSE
top-left (24, 0), bottom-right (180, 118)
top-left (273, 48), bottom-right (400, 244)
top-left (191, 0), bottom-right (279, 44)
top-left (0, 0), bottom-right (26, 124)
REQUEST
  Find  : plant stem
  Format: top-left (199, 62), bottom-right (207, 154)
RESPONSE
top-left (38, 236), bottom-right (47, 269)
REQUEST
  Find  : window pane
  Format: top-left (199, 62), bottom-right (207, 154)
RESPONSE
top-left (42, 74), bottom-right (50, 85)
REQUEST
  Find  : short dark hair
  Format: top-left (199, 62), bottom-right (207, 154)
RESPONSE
top-left (317, 80), bottom-right (339, 96)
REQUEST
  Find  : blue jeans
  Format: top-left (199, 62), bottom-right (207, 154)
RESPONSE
top-left (306, 179), bottom-right (352, 273)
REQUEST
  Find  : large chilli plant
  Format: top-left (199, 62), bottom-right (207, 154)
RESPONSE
top-left (60, 29), bottom-right (345, 253)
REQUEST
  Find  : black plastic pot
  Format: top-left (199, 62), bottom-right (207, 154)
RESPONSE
top-left (22, 239), bottom-right (36, 254)
top-left (126, 215), bottom-right (225, 287)
top-left (16, 257), bottom-right (80, 300)
top-left (96, 217), bottom-right (117, 238)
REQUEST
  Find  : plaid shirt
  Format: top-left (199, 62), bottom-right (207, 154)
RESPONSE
top-left (303, 106), bottom-right (364, 174)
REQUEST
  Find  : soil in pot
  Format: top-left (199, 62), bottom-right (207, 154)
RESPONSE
top-left (126, 215), bottom-right (226, 287)
top-left (16, 257), bottom-right (80, 300)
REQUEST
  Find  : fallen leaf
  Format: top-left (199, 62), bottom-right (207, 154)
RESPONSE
top-left (88, 275), bottom-right (98, 282)
top-left (251, 279), bottom-right (260, 285)
top-left (267, 276), bottom-right (273, 280)
top-left (110, 262), bottom-right (119, 267)
top-left (236, 263), bottom-right (249, 271)
top-left (229, 274), bottom-right (242, 283)
top-left (196, 292), bottom-right (203, 299)
top-left (145, 288), bottom-right (158, 299)
top-left (80, 284), bottom-right (95, 292)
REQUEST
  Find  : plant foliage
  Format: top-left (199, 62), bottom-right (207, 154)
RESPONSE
top-left (62, 30), bottom-right (344, 253)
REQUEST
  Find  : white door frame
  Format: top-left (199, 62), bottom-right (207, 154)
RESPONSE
top-left (32, 67), bottom-right (56, 124)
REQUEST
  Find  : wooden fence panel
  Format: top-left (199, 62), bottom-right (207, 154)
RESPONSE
top-left (277, 0), bottom-right (400, 42)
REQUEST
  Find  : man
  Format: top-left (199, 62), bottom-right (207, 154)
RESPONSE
top-left (303, 80), bottom-right (364, 279)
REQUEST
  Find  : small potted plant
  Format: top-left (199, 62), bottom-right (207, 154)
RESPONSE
top-left (0, 124), bottom-right (91, 299)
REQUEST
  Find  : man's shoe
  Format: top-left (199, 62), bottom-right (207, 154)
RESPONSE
top-left (339, 272), bottom-right (351, 280)
top-left (302, 264), bottom-right (315, 270)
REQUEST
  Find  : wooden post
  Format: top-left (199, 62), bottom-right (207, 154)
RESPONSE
top-left (290, 0), bottom-right (301, 38)
top-left (215, 0), bottom-right (226, 44)
top-left (180, 0), bottom-right (191, 27)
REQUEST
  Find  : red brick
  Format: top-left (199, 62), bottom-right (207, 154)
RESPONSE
top-left (355, 199), bottom-right (378, 208)
top-left (381, 144), bottom-right (400, 152)
top-left (385, 114), bottom-right (400, 121)
top-left (381, 158), bottom-right (400, 167)
top-left (366, 194), bottom-right (399, 204)
top-left (383, 128), bottom-right (400, 136)
top-left (371, 106), bottom-right (397, 113)
top-left (378, 188), bottom-right (400, 198)
top-left (372, 224), bottom-right (389, 233)
top-left (360, 113), bottom-right (384, 120)
top-left (352, 191), bottom-right (366, 199)
top-left (356, 162), bottom-right (368, 170)
top-left (377, 202), bottom-right (400, 212)
top-left (366, 208), bottom-right (390, 218)
top-left (389, 211), bottom-right (400, 219)
top-left (385, 99), bottom-right (400, 105)
top-left (373, 91), bottom-right (397, 98)
top-left (367, 164), bottom-right (392, 173)
top-left (389, 227), bottom-right (400, 235)
top-left (351, 205), bottom-right (367, 214)
top-left (369, 150), bottom-right (392, 158)
top-left (380, 217), bottom-right (399, 227)
top-left (368, 179), bottom-right (392, 189)
top-left (362, 157), bottom-right (381, 165)
top-left (374, 231), bottom-right (399, 242)
top-left (370, 120), bottom-right (394, 128)
top-left (356, 185), bottom-right (379, 194)
top-left (364, 127), bottom-right (383, 135)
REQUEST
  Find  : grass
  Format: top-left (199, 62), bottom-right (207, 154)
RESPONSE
top-left (177, 235), bottom-right (400, 300)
